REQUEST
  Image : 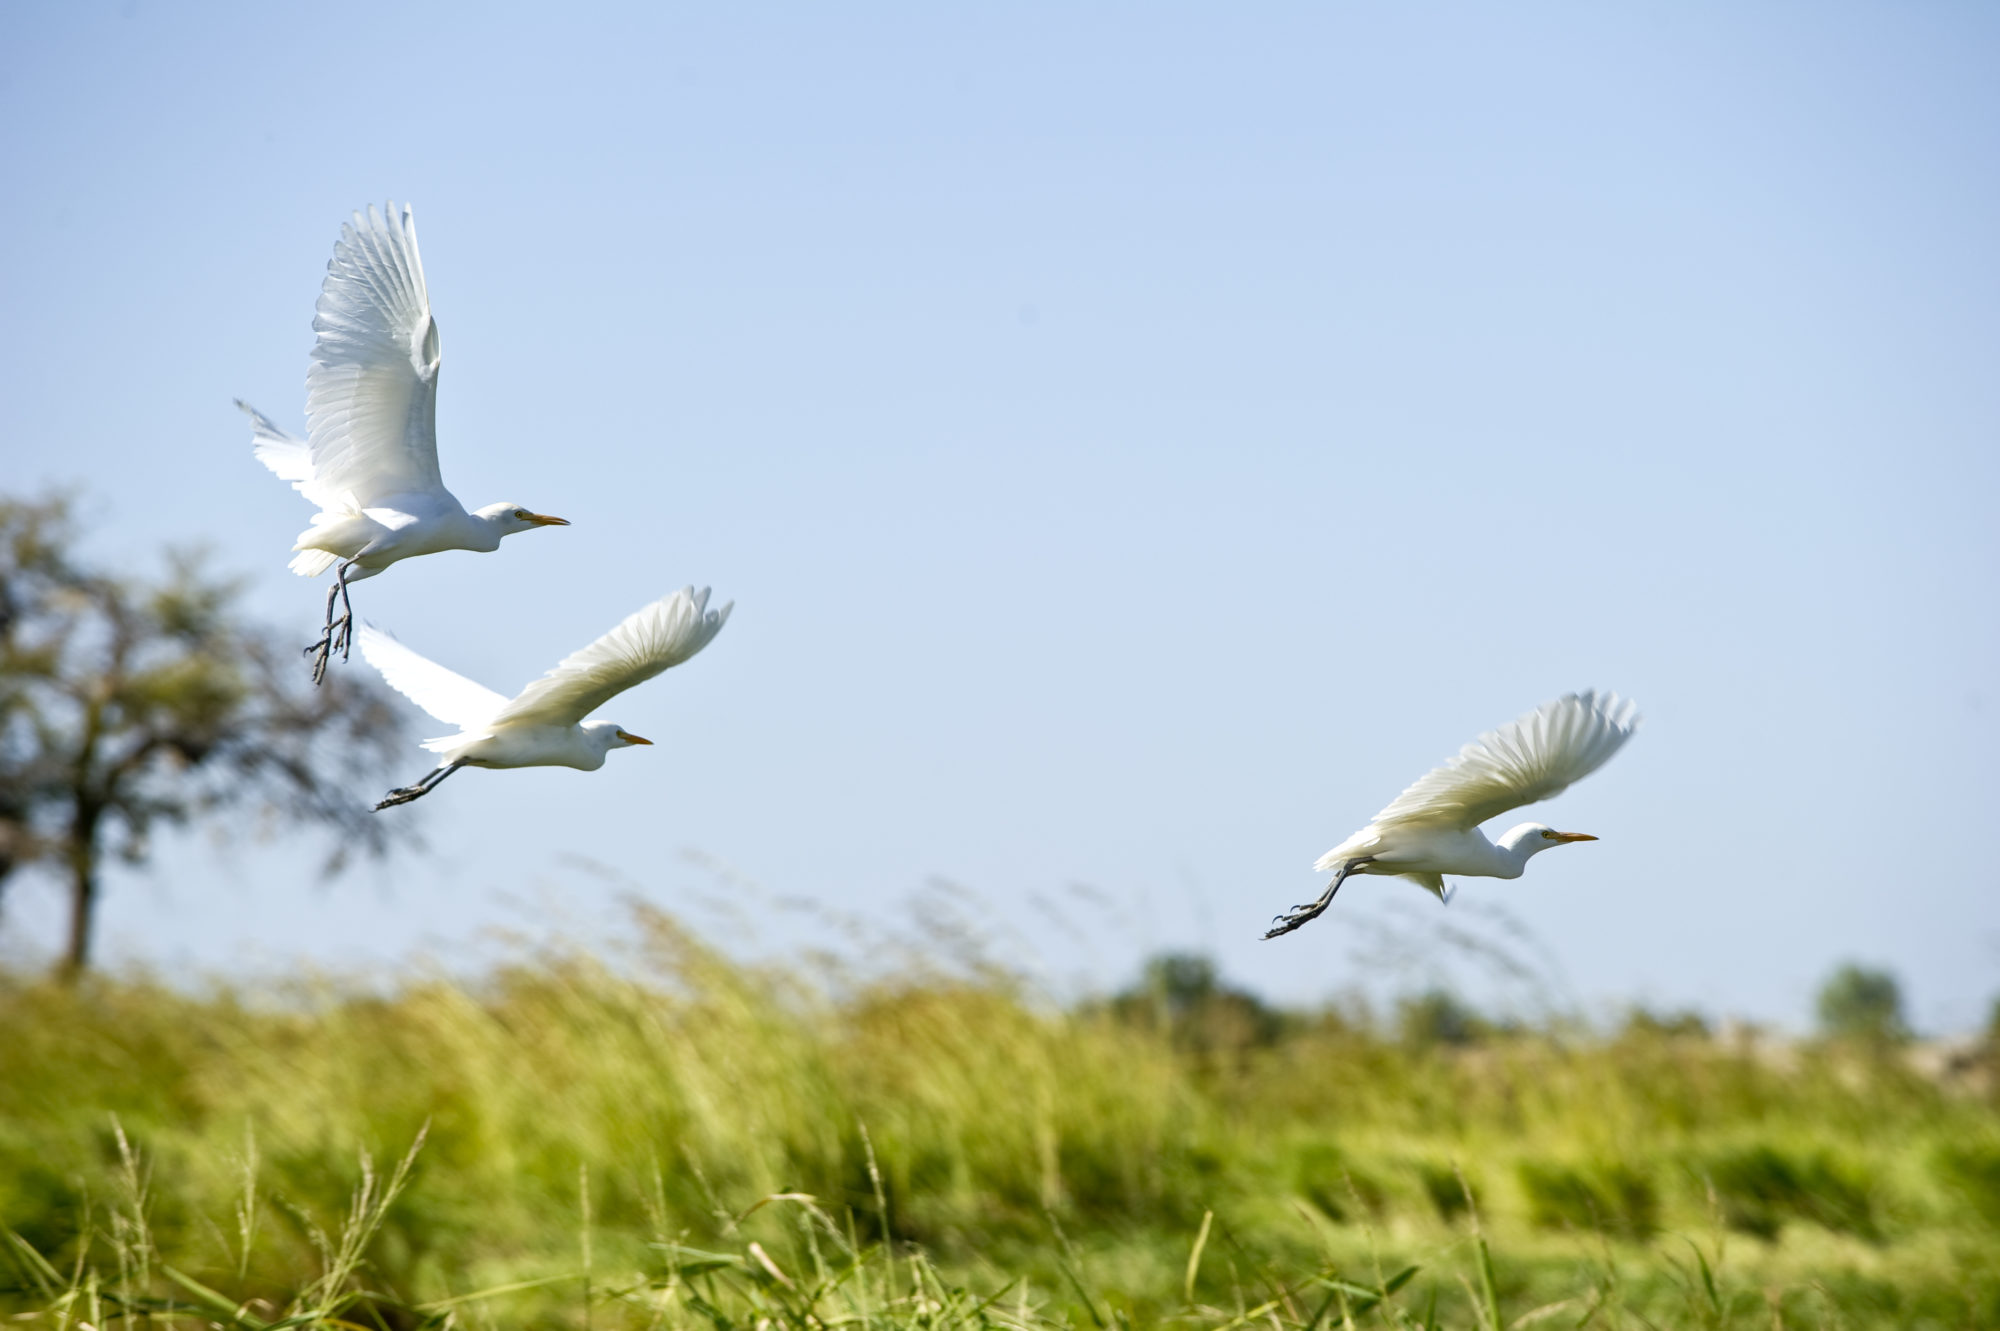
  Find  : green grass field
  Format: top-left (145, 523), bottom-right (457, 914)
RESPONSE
top-left (4, 906), bottom-right (1997, 1329)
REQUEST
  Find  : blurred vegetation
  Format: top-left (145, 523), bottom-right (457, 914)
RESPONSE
top-left (2, 916), bottom-right (1996, 1328)
top-left (1816, 962), bottom-right (1911, 1044)
top-left (1097, 951), bottom-right (1288, 1058)
top-left (0, 493), bottom-right (410, 976)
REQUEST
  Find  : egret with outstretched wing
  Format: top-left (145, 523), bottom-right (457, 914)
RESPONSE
top-left (360, 587), bottom-right (732, 809)
top-left (1266, 690), bottom-right (1640, 938)
top-left (237, 202), bottom-right (569, 683)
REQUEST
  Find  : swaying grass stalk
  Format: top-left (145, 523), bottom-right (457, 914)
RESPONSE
top-left (1, 906), bottom-right (1995, 1328)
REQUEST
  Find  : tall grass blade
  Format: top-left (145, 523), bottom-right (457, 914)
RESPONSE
top-left (163, 1264), bottom-right (272, 1328)
top-left (1184, 1209), bottom-right (1214, 1304)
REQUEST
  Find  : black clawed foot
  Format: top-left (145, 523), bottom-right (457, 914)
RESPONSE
top-left (1261, 898), bottom-right (1332, 938)
top-left (1260, 859), bottom-right (1370, 941)
top-left (304, 623), bottom-right (350, 684)
top-left (305, 632), bottom-right (336, 685)
top-left (373, 761), bottom-right (462, 812)
top-left (1262, 907), bottom-right (1327, 940)
top-left (306, 564), bottom-right (357, 685)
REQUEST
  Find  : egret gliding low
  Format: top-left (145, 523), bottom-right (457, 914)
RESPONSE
top-left (360, 587), bottom-right (732, 809)
top-left (1266, 690), bottom-right (1640, 938)
top-left (237, 202), bottom-right (569, 684)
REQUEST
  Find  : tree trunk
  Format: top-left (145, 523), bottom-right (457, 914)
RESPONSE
top-left (58, 809), bottom-right (100, 982)
top-left (60, 864), bottom-right (97, 980)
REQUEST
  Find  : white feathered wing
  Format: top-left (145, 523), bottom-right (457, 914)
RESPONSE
top-left (356, 626), bottom-right (512, 753)
top-left (239, 202), bottom-right (449, 574)
top-left (492, 588), bottom-right (733, 729)
top-left (302, 201), bottom-right (446, 513)
top-left (238, 400), bottom-right (312, 486)
top-left (1315, 690), bottom-right (1641, 874)
top-left (359, 589), bottom-right (731, 757)
top-left (237, 400), bottom-right (344, 576)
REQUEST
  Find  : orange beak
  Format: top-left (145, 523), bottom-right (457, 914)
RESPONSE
top-left (1553, 831), bottom-right (1598, 843)
top-left (616, 729), bottom-right (652, 746)
top-left (526, 513), bottom-right (570, 527)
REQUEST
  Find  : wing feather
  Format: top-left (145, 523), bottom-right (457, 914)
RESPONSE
top-left (1371, 690), bottom-right (1640, 830)
top-left (491, 588), bottom-right (733, 729)
top-left (237, 399), bottom-right (315, 487)
top-left (356, 625), bottom-right (509, 731)
top-left (302, 202), bottom-right (446, 512)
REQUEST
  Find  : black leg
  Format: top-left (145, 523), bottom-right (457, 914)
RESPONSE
top-left (1263, 857), bottom-right (1374, 939)
top-left (305, 562), bottom-right (357, 685)
top-left (374, 760), bottom-right (465, 811)
top-left (333, 570), bottom-right (355, 660)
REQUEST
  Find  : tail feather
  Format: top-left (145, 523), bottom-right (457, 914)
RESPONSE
top-left (1313, 831), bottom-right (1380, 873)
top-left (288, 549), bottom-right (340, 578)
top-left (1408, 873), bottom-right (1451, 904)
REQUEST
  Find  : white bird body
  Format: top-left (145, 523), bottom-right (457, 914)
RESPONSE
top-left (441, 720), bottom-right (631, 773)
top-left (238, 202), bottom-right (567, 678)
top-left (359, 587), bottom-right (732, 807)
top-left (280, 492), bottom-right (512, 580)
top-left (1267, 690), bottom-right (1640, 937)
top-left (1319, 822), bottom-right (1526, 882)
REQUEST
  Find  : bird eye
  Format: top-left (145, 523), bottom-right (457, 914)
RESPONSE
top-left (1541, 829), bottom-right (1557, 839)
top-left (513, 508), bottom-right (530, 519)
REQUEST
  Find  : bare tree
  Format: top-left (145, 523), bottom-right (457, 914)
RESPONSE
top-left (0, 493), bottom-right (413, 977)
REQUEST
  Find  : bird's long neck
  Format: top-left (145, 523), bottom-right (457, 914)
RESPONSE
top-left (465, 508), bottom-right (510, 551)
top-left (1493, 824), bottom-right (1551, 875)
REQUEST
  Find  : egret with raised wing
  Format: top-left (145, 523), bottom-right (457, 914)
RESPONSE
top-left (238, 201), bottom-right (569, 683)
top-left (359, 587), bottom-right (731, 809)
top-left (1266, 690), bottom-right (1640, 938)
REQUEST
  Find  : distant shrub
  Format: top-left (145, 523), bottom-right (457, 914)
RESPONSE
top-left (1104, 952), bottom-right (1285, 1058)
top-left (1396, 990), bottom-right (1486, 1049)
top-left (1621, 1007), bottom-right (1710, 1039)
top-left (1705, 1145), bottom-right (1880, 1242)
top-left (1930, 1142), bottom-right (2000, 1227)
top-left (1517, 1160), bottom-right (1658, 1240)
top-left (1815, 964), bottom-right (1909, 1044)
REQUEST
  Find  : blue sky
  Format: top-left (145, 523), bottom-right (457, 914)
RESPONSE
top-left (3, 2), bottom-right (1996, 1029)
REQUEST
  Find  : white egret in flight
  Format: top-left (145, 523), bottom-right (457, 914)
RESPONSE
top-left (359, 587), bottom-right (732, 809)
top-left (1266, 690), bottom-right (1640, 938)
top-left (237, 201), bottom-right (569, 683)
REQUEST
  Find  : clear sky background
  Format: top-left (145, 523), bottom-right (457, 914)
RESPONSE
top-left (2, 2), bottom-right (1996, 1029)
